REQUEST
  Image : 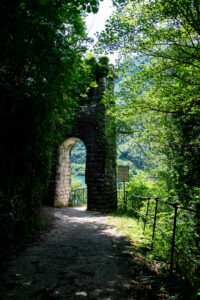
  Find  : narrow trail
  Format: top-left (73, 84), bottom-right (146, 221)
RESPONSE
top-left (0, 207), bottom-right (165, 300)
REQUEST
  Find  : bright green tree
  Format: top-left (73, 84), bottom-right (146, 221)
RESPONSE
top-left (97, 0), bottom-right (200, 203)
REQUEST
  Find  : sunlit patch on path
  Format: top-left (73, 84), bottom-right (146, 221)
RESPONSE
top-left (0, 206), bottom-right (167, 299)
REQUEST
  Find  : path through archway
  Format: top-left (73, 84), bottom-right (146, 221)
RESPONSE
top-left (51, 61), bottom-right (117, 211)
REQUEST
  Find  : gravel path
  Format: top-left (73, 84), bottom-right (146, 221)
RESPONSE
top-left (0, 206), bottom-right (162, 300)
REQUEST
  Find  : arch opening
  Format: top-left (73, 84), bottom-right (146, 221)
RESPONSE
top-left (51, 64), bottom-right (117, 211)
top-left (55, 137), bottom-right (87, 207)
top-left (71, 140), bottom-right (86, 188)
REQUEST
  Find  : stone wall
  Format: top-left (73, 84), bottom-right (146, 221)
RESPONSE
top-left (52, 64), bottom-right (117, 211)
top-left (54, 137), bottom-right (80, 207)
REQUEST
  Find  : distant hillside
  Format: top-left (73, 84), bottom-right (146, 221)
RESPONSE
top-left (71, 135), bottom-right (149, 178)
top-left (71, 141), bottom-right (86, 177)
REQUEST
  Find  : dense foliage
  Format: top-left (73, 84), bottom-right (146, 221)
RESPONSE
top-left (0, 0), bottom-right (101, 250)
top-left (96, 0), bottom-right (200, 289)
top-left (97, 0), bottom-right (200, 204)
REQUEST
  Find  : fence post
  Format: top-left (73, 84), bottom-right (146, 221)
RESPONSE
top-left (170, 203), bottom-right (178, 273)
top-left (84, 188), bottom-right (86, 203)
top-left (143, 197), bottom-right (150, 234)
top-left (123, 182), bottom-right (127, 211)
top-left (137, 196), bottom-right (141, 224)
top-left (126, 191), bottom-right (128, 210)
top-left (151, 198), bottom-right (159, 250)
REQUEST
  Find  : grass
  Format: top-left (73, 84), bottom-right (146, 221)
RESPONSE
top-left (55, 203), bottom-right (67, 208)
top-left (106, 211), bottom-right (152, 257)
top-left (106, 210), bottom-right (199, 300)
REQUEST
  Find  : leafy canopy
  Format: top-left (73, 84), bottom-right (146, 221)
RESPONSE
top-left (97, 0), bottom-right (200, 200)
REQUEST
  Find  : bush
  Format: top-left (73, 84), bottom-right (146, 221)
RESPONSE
top-left (69, 180), bottom-right (87, 207)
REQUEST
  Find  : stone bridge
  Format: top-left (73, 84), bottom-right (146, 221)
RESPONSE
top-left (49, 62), bottom-right (117, 211)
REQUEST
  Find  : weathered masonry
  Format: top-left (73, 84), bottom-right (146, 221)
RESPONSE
top-left (51, 61), bottom-right (117, 211)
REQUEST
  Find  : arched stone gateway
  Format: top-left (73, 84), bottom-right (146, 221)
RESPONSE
top-left (52, 62), bottom-right (117, 211)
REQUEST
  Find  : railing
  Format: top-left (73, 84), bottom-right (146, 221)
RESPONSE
top-left (69, 188), bottom-right (87, 207)
top-left (117, 190), bottom-right (200, 274)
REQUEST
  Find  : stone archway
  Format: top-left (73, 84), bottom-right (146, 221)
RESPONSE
top-left (51, 61), bottom-right (117, 212)
top-left (54, 137), bottom-right (81, 207)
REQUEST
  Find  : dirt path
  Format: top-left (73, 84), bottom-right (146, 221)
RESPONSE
top-left (0, 207), bottom-right (164, 300)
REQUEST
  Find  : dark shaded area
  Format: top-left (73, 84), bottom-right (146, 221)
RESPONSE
top-left (0, 0), bottom-right (90, 253)
top-left (0, 0), bottom-right (117, 253)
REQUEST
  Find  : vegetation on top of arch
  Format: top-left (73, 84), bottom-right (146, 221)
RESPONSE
top-left (79, 55), bottom-right (116, 99)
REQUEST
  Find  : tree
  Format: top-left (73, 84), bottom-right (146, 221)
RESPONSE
top-left (0, 0), bottom-right (100, 248)
top-left (97, 0), bottom-right (200, 202)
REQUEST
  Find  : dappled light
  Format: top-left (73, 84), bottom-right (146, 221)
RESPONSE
top-left (0, 207), bottom-right (169, 299)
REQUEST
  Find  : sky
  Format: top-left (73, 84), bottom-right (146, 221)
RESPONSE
top-left (85, 0), bottom-right (114, 39)
top-left (85, 0), bottom-right (117, 64)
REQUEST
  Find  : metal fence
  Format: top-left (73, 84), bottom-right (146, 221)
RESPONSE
top-left (117, 190), bottom-right (200, 274)
top-left (69, 188), bottom-right (87, 207)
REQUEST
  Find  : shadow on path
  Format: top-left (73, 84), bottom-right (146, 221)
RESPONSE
top-left (0, 206), bottom-right (166, 299)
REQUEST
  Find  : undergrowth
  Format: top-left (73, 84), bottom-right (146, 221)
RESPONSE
top-left (106, 210), bottom-right (199, 300)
